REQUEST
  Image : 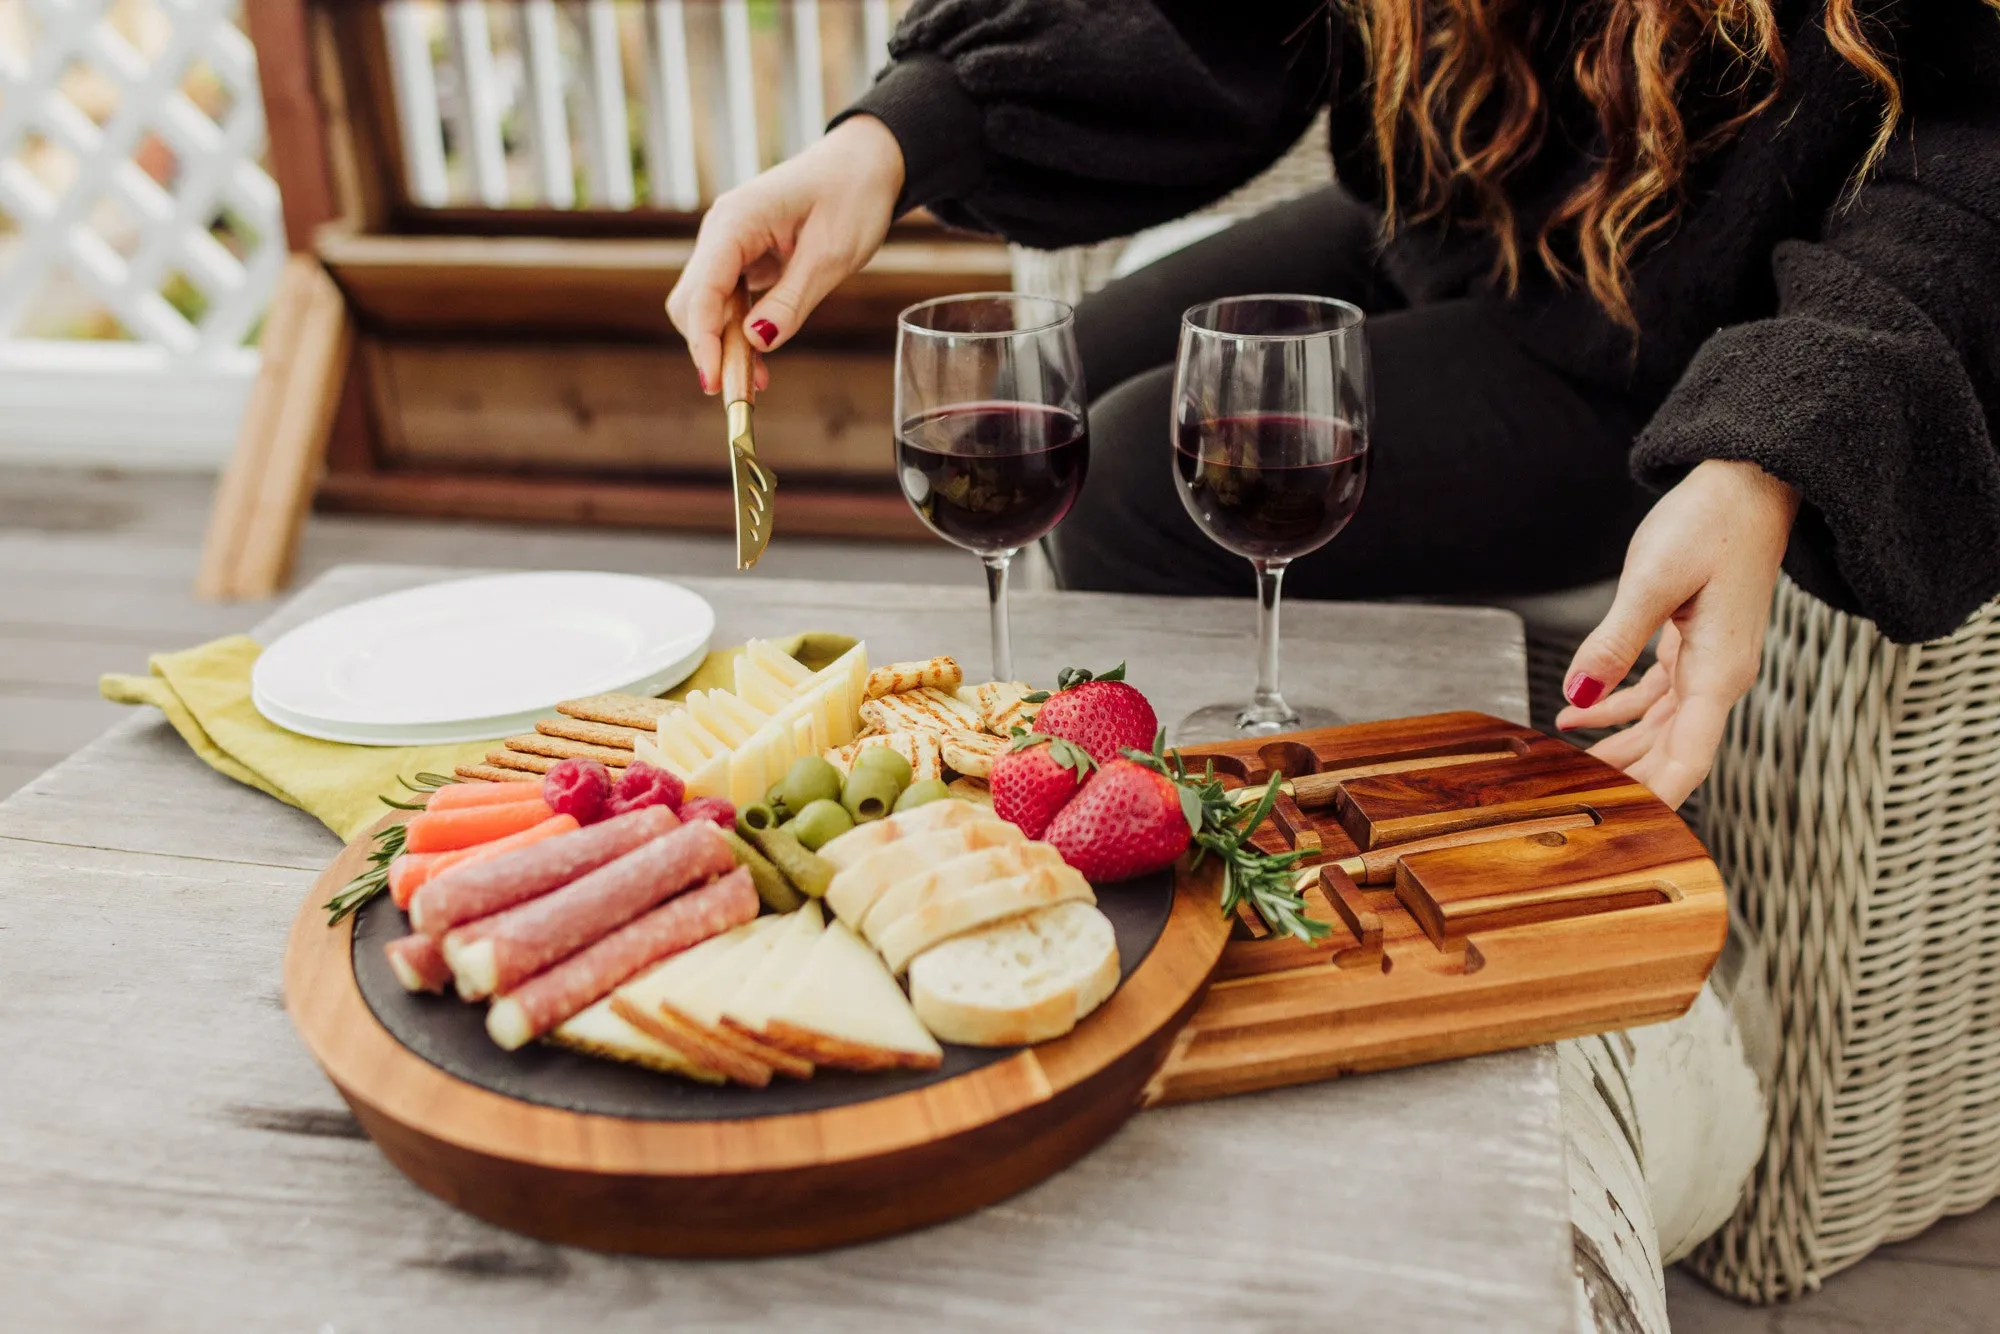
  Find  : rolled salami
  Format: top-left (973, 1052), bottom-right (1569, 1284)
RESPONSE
top-left (408, 805), bottom-right (678, 937)
top-left (384, 932), bottom-right (452, 993)
top-left (445, 819), bottom-right (735, 1000)
top-left (486, 867), bottom-right (759, 1050)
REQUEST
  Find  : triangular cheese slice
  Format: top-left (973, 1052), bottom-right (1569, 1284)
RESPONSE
top-left (550, 992), bottom-right (724, 1083)
top-left (824, 820), bottom-right (1025, 926)
top-left (721, 901), bottom-right (823, 1038)
top-left (761, 922), bottom-right (944, 1071)
top-left (629, 911), bottom-right (814, 1081)
top-left (609, 917), bottom-right (777, 1086)
top-left (861, 842), bottom-right (1067, 946)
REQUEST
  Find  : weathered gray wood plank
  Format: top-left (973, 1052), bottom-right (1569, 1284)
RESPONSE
top-left (0, 836), bottom-right (1569, 1333)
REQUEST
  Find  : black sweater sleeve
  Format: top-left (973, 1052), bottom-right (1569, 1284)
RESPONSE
top-left (1630, 9), bottom-right (2000, 644)
top-left (836, 1), bottom-right (1335, 249)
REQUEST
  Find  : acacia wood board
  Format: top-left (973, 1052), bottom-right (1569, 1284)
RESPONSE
top-left (1141, 711), bottom-right (1728, 1105)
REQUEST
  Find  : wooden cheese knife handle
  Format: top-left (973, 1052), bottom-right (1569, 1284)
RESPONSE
top-left (720, 283), bottom-right (756, 406)
top-left (1338, 810), bottom-right (1597, 884)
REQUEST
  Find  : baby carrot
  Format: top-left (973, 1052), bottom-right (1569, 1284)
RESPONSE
top-left (423, 779), bottom-right (542, 812)
top-left (392, 813), bottom-right (579, 906)
top-left (404, 797), bottom-right (556, 854)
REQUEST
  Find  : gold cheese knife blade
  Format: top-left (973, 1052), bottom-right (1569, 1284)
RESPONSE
top-left (720, 284), bottom-right (774, 570)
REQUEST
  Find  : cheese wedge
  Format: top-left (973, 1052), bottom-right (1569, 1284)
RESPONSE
top-left (720, 901), bottom-right (823, 1040)
top-left (609, 917), bottom-right (779, 1086)
top-left (824, 820), bottom-right (1025, 926)
top-left (760, 921), bottom-right (944, 1070)
top-left (861, 841), bottom-right (1069, 946)
top-left (877, 863), bottom-right (1097, 975)
top-left (640, 912), bottom-right (814, 1080)
top-left (819, 795), bottom-right (987, 869)
top-left (550, 992), bottom-right (725, 1083)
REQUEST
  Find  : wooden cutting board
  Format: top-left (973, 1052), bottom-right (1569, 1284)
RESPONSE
top-left (1142, 710), bottom-right (1728, 1106)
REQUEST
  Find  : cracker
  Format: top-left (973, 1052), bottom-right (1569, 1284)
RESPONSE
top-left (537, 716), bottom-right (643, 750)
top-left (555, 692), bottom-right (682, 730)
top-left (454, 764), bottom-right (540, 784)
top-left (504, 734), bottom-right (632, 767)
top-left (939, 729), bottom-right (1005, 779)
top-left (487, 749), bottom-right (556, 774)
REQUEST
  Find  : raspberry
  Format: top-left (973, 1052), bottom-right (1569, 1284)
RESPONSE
top-left (675, 796), bottom-right (737, 829)
top-left (541, 759), bottom-right (613, 824)
top-left (604, 760), bottom-right (685, 818)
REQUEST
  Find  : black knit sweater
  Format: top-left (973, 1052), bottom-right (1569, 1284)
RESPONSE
top-left (842, 0), bottom-right (2000, 643)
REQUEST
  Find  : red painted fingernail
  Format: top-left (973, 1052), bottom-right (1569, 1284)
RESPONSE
top-left (1564, 673), bottom-right (1606, 709)
top-left (698, 370), bottom-right (712, 393)
top-left (750, 319), bottom-right (778, 347)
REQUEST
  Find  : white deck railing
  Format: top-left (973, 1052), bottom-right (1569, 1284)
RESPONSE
top-left (0, 0), bottom-right (904, 467)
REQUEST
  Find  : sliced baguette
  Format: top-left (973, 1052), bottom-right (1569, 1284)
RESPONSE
top-left (907, 901), bottom-right (1119, 1047)
top-left (823, 819), bottom-right (1024, 926)
top-left (877, 863), bottom-right (1097, 975)
top-left (550, 993), bottom-right (725, 1083)
top-left (817, 795), bottom-right (985, 869)
top-left (860, 841), bottom-right (1068, 946)
top-left (759, 921), bottom-right (943, 1070)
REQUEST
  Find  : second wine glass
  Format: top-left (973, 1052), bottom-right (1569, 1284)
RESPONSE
top-left (895, 294), bottom-right (1088, 681)
top-left (1170, 295), bottom-right (1370, 743)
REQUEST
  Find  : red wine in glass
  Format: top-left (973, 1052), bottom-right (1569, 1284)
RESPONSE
top-left (897, 401), bottom-right (1090, 553)
top-left (1174, 413), bottom-right (1367, 560)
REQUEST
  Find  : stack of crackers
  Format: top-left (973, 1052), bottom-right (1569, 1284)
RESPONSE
top-left (453, 693), bottom-right (685, 784)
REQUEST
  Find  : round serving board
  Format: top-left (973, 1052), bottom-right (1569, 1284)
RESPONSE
top-left (284, 817), bottom-right (1234, 1257)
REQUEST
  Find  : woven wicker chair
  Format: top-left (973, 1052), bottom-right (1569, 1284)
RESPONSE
top-left (1015, 140), bottom-right (2000, 1302)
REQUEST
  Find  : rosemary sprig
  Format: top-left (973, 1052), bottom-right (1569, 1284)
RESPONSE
top-left (322, 772), bottom-right (461, 924)
top-left (1128, 739), bottom-right (1330, 943)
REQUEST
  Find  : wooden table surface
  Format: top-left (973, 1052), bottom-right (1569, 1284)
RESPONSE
top-left (0, 565), bottom-right (1573, 1332)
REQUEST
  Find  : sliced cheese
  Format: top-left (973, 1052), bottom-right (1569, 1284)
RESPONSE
top-left (861, 841), bottom-right (1069, 946)
top-left (721, 901), bottom-right (823, 1035)
top-left (685, 747), bottom-right (730, 800)
top-left (734, 656), bottom-right (795, 714)
top-left (748, 637), bottom-right (816, 688)
top-left (625, 912), bottom-right (813, 1080)
top-left (818, 796), bottom-right (986, 869)
top-left (877, 862), bottom-right (1097, 976)
top-left (607, 918), bottom-right (775, 1085)
top-left (550, 993), bottom-right (725, 1083)
top-left (761, 921), bottom-right (943, 1070)
top-left (824, 820), bottom-right (1025, 926)
top-left (688, 690), bottom-right (752, 748)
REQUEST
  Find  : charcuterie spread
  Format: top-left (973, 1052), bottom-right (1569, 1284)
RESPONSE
top-left (327, 641), bottom-right (1303, 1090)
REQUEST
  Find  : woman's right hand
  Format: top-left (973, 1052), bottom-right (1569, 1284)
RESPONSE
top-left (666, 114), bottom-right (905, 395)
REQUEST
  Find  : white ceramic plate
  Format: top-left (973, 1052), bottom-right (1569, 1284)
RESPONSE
top-left (252, 572), bottom-right (713, 744)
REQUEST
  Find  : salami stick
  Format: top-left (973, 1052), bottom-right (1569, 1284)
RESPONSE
top-left (445, 819), bottom-right (735, 1000)
top-left (408, 806), bottom-right (678, 937)
top-left (384, 933), bottom-right (452, 993)
top-left (486, 868), bottom-right (759, 1050)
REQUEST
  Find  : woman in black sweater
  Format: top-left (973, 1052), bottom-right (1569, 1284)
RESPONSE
top-left (668, 0), bottom-right (2000, 808)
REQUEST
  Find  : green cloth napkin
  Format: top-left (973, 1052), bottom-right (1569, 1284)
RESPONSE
top-left (101, 631), bottom-right (857, 843)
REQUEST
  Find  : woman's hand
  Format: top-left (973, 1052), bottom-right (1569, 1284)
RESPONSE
top-left (666, 115), bottom-right (905, 395)
top-left (1556, 459), bottom-right (1800, 808)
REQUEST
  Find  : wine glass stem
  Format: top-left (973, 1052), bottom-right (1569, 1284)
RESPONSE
top-left (983, 550), bottom-right (1015, 682)
top-left (1247, 557), bottom-right (1296, 726)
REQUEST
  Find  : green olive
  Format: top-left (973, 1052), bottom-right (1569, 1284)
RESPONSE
top-left (892, 778), bottom-right (953, 813)
top-left (841, 765), bottom-right (904, 823)
top-left (720, 827), bottom-right (804, 912)
top-left (748, 825), bottom-right (834, 898)
top-left (772, 755), bottom-right (844, 814)
top-left (736, 801), bottom-right (780, 837)
top-left (785, 798), bottom-right (854, 851)
top-left (851, 745), bottom-right (914, 790)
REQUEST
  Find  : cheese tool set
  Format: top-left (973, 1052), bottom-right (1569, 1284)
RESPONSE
top-left (283, 630), bottom-right (1726, 1257)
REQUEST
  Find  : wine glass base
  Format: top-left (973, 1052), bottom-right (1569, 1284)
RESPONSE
top-left (1170, 702), bottom-right (1347, 747)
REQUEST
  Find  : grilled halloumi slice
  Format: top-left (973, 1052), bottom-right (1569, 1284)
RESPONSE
top-left (823, 730), bottom-right (943, 782)
top-left (858, 686), bottom-right (982, 736)
top-left (939, 729), bottom-right (1006, 779)
top-left (864, 656), bottom-right (964, 700)
top-left (969, 681), bottom-right (1040, 737)
top-left (946, 776), bottom-right (994, 807)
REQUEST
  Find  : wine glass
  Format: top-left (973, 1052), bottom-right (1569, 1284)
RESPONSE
top-left (895, 294), bottom-right (1088, 681)
top-left (1170, 295), bottom-right (1370, 742)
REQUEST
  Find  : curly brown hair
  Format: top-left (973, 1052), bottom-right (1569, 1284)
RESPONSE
top-left (1353, 0), bottom-right (1916, 326)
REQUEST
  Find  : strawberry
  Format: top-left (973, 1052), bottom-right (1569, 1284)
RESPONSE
top-left (1044, 757), bottom-right (1192, 883)
top-left (1029, 663), bottom-right (1159, 767)
top-left (989, 733), bottom-right (1096, 840)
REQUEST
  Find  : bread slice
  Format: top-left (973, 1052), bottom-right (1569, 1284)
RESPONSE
top-left (818, 795), bottom-right (985, 869)
top-left (824, 819), bottom-right (1025, 926)
top-left (719, 900), bottom-right (823, 1041)
top-left (876, 863), bottom-right (1096, 976)
top-left (907, 901), bottom-right (1120, 1047)
top-left (760, 922), bottom-right (944, 1070)
top-left (860, 841), bottom-right (1068, 946)
top-left (550, 992), bottom-right (725, 1083)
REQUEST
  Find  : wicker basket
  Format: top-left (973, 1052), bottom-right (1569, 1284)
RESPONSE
top-left (1682, 575), bottom-right (2000, 1301)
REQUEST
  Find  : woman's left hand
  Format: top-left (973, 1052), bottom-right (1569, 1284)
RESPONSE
top-left (1555, 459), bottom-right (1800, 808)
